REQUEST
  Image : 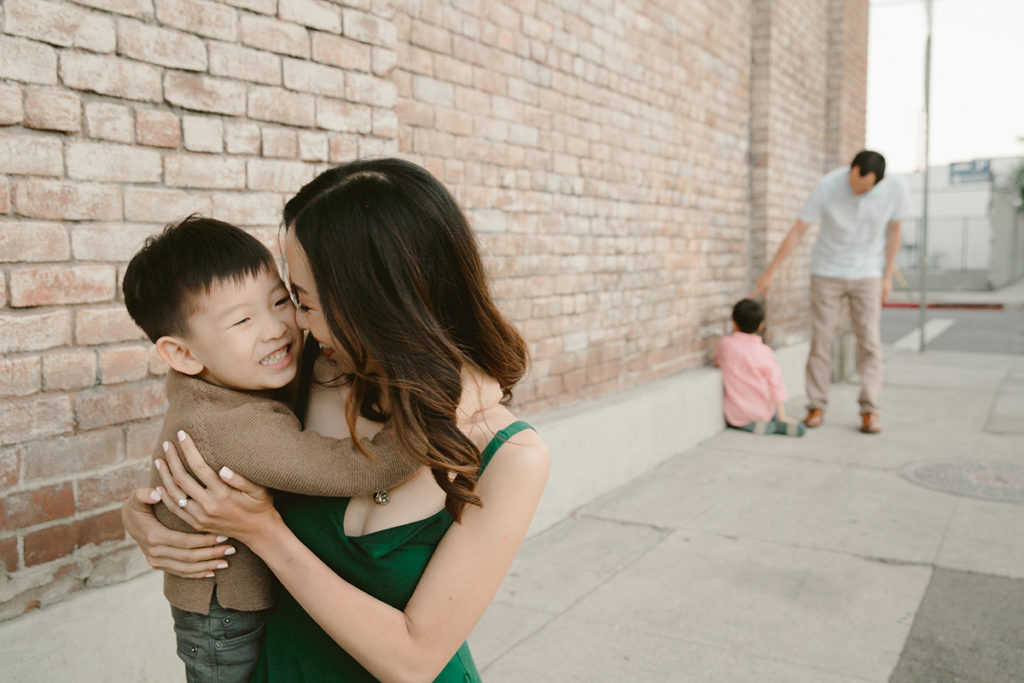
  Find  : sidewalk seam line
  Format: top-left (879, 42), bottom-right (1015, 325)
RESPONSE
top-left (482, 521), bottom-right (674, 674)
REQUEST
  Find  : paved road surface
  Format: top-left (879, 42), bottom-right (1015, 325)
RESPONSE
top-left (882, 308), bottom-right (1024, 354)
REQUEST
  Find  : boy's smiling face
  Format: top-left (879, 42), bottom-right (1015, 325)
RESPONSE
top-left (177, 268), bottom-right (302, 391)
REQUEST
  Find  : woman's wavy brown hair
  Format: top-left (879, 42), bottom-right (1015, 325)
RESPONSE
top-left (283, 158), bottom-right (528, 521)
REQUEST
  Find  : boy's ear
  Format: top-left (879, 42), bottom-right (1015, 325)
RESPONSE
top-left (758, 321), bottom-right (766, 332)
top-left (155, 336), bottom-right (205, 376)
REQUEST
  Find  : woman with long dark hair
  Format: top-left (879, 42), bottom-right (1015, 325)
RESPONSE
top-left (124, 158), bottom-right (550, 681)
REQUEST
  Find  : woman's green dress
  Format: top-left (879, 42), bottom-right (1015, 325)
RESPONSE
top-left (251, 420), bottom-right (534, 681)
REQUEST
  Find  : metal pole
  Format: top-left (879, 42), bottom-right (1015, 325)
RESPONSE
top-left (1015, 209), bottom-right (1022, 281)
top-left (962, 217), bottom-right (968, 271)
top-left (919, 0), bottom-right (933, 352)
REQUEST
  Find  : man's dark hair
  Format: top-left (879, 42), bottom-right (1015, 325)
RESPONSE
top-left (123, 215), bottom-right (277, 343)
top-left (732, 298), bottom-right (765, 334)
top-left (851, 150), bottom-right (886, 183)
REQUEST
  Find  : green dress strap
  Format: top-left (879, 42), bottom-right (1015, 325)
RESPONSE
top-left (479, 420), bottom-right (534, 471)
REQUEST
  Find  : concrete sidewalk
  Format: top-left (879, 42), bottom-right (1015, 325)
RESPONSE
top-left (470, 347), bottom-right (1024, 681)
top-left (2, 346), bottom-right (1022, 681)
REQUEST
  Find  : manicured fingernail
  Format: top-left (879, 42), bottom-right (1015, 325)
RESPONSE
top-left (216, 536), bottom-right (228, 543)
top-left (154, 459), bottom-right (162, 470)
top-left (156, 486), bottom-right (165, 496)
top-left (177, 430), bottom-right (186, 441)
top-left (219, 466), bottom-right (233, 479)
top-left (162, 441), bottom-right (169, 453)
top-left (224, 547), bottom-right (236, 556)
top-left (205, 573), bottom-right (215, 578)
top-left (217, 562), bottom-right (228, 569)
top-left (149, 490), bottom-right (161, 503)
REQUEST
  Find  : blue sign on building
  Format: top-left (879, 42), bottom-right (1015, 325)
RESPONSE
top-left (949, 159), bottom-right (991, 185)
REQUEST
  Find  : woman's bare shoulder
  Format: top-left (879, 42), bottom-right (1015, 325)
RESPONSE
top-left (471, 413), bottom-right (548, 515)
top-left (477, 409), bottom-right (550, 471)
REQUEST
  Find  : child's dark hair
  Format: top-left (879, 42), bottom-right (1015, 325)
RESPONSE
top-left (123, 215), bottom-right (277, 343)
top-left (732, 298), bottom-right (765, 334)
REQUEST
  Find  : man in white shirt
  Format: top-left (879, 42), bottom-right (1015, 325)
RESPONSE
top-left (752, 151), bottom-right (910, 434)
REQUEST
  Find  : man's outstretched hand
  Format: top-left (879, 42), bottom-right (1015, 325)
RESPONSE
top-left (751, 271), bottom-right (773, 298)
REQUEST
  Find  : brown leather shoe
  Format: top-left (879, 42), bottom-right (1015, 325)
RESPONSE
top-left (860, 412), bottom-right (881, 434)
top-left (804, 408), bottom-right (824, 428)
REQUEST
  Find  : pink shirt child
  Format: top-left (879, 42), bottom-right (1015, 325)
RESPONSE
top-left (714, 331), bottom-right (787, 427)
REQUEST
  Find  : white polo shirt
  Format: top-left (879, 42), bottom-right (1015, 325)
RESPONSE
top-left (799, 167), bottom-right (910, 280)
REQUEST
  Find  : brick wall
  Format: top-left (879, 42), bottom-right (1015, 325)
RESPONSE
top-left (391, 0), bottom-right (755, 408)
top-left (0, 0), bottom-right (868, 620)
top-left (749, 0), bottom-right (868, 344)
top-left (750, 0), bottom-right (829, 343)
top-left (826, 0), bottom-right (868, 171)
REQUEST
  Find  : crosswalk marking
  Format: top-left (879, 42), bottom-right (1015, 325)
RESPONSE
top-left (891, 318), bottom-right (956, 351)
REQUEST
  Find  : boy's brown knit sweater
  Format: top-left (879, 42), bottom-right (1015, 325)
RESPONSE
top-left (152, 370), bottom-right (418, 614)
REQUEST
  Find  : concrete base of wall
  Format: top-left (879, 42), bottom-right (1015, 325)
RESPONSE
top-left (0, 571), bottom-right (179, 683)
top-left (0, 343), bottom-right (809, 682)
top-left (528, 342), bottom-right (808, 535)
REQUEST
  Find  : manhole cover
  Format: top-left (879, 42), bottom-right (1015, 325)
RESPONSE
top-left (901, 460), bottom-right (1024, 504)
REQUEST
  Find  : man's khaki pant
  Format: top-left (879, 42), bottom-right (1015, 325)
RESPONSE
top-left (806, 275), bottom-right (883, 414)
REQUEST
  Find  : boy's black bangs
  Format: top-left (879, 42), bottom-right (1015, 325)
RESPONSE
top-left (123, 216), bottom-right (278, 341)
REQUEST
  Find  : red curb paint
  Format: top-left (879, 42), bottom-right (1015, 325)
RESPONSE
top-left (883, 302), bottom-right (1004, 310)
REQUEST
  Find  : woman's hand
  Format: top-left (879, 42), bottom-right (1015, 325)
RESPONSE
top-left (121, 487), bottom-right (235, 579)
top-left (153, 431), bottom-right (282, 546)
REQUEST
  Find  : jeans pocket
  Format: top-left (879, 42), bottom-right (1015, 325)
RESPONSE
top-left (212, 621), bottom-right (266, 677)
top-left (215, 606), bottom-right (267, 640)
top-left (175, 639), bottom-right (201, 664)
top-left (171, 609), bottom-right (210, 683)
top-left (171, 607), bottom-right (206, 661)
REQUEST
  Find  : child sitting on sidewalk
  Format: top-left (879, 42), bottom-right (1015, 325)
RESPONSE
top-left (714, 299), bottom-right (805, 436)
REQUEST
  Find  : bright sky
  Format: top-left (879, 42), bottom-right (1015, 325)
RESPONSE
top-left (866, 0), bottom-right (1024, 173)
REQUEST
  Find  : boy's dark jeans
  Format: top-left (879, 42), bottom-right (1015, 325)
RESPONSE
top-left (170, 589), bottom-right (267, 683)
